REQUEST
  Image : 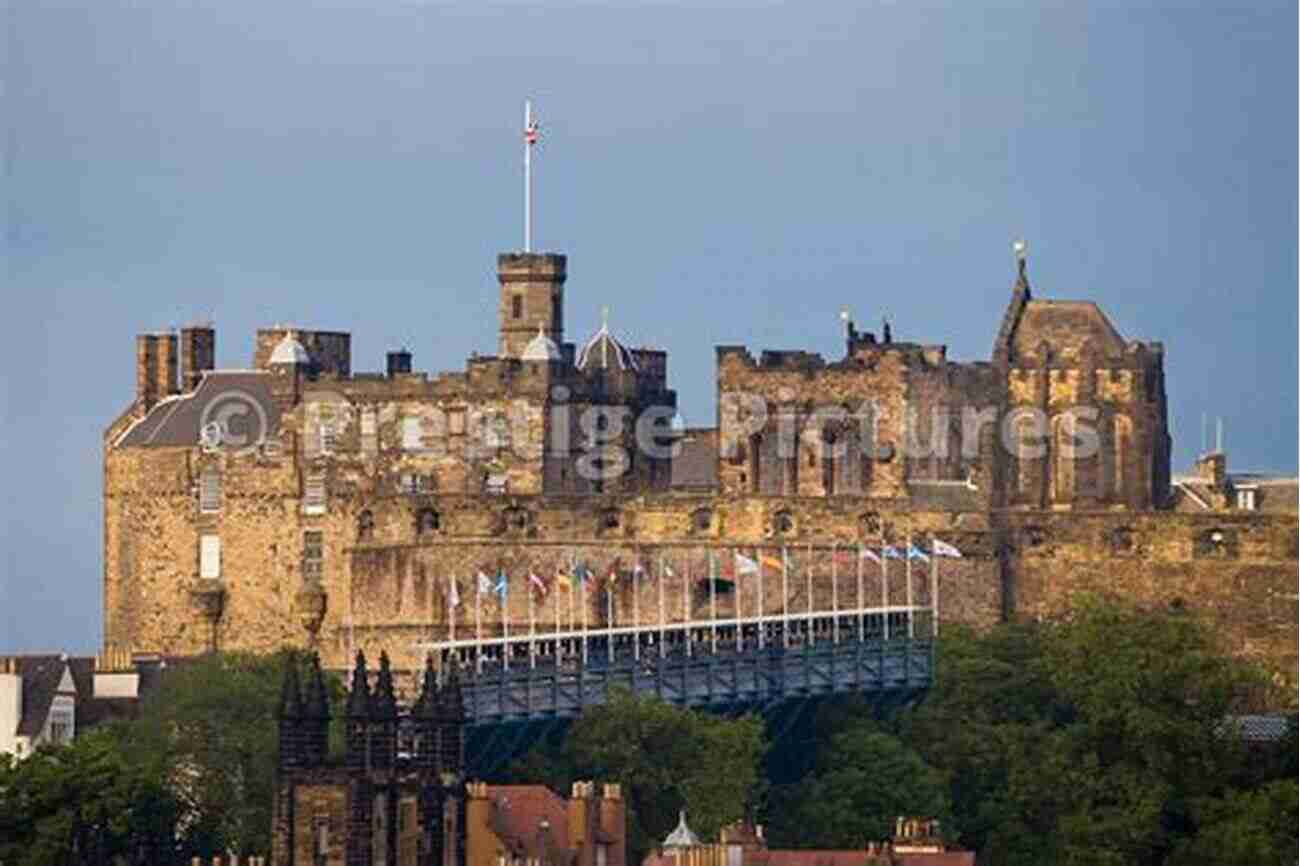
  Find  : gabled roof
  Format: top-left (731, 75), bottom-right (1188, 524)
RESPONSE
top-left (485, 785), bottom-right (572, 859)
top-left (10, 655), bottom-right (69, 737)
top-left (1009, 299), bottom-right (1128, 360)
top-left (115, 371), bottom-right (281, 448)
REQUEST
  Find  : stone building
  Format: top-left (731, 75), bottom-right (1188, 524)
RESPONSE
top-left (102, 247), bottom-right (1299, 688)
top-left (271, 650), bottom-right (625, 866)
top-left (273, 651), bottom-right (467, 866)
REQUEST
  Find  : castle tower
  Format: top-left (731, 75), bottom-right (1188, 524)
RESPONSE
top-left (498, 252), bottom-right (567, 358)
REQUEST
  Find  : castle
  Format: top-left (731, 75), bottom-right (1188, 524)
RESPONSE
top-left (102, 247), bottom-right (1299, 689)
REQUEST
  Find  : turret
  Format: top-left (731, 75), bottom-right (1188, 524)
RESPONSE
top-left (345, 651), bottom-right (372, 770)
top-left (303, 653), bottom-right (331, 766)
top-left (371, 652), bottom-right (398, 770)
top-left (413, 655), bottom-right (440, 771)
top-left (277, 653), bottom-right (305, 769)
top-left (437, 662), bottom-right (466, 778)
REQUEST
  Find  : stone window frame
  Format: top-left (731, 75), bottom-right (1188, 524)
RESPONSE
top-left (771, 509), bottom-right (795, 537)
top-left (303, 472), bottom-right (327, 516)
top-left (415, 507), bottom-right (442, 536)
top-left (302, 530), bottom-right (324, 582)
top-left (200, 534), bottom-right (221, 579)
top-left (357, 509), bottom-right (375, 542)
top-left (198, 467), bottom-right (222, 514)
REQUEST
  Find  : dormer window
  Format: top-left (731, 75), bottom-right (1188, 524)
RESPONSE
top-left (1236, 487), bottom-right (1257, 511)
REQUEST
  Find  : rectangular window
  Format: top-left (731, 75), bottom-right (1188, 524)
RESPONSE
top-left (511, 294), bottom-right (523, 319)
top-left (402, 416), bottom-right (423, 451)
top-left (302, 531), bottom-right (323, 582)
top-left (49, 713), bottom-right (72, 744)
top-left (319, 419), bottom-right (336, 454)
top-left (199, 469), bottom-right (221, 513)
top-left (1237, 488), bottom-right (1257, 511)
top-left (200, 534), bottom-right (221, 579)
top-left (303, 473), bottom-right (326, 515)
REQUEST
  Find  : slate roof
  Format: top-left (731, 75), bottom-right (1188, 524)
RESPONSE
top-left (116, 371), bottom-right (281, 448)
top-left (12, 655), bottom-right (71, 737)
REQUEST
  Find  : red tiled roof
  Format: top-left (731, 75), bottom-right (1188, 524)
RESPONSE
top-left (486, 784), bottom-right (571, 858)
top-left (749, 850), bottom-right (871, 866)
top-left (897, 855), bottom-right (975, 866)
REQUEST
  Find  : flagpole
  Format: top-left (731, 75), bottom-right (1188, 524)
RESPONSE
top-left (581, 561), bottom-right (588, 666)
top-left (449, 575), bottom-right (456, 645)
top-left (607, 576), bottom-right (614, 664)
top-left (634, 550), bottom-right (641, 661)
top-left (475, 576), bottom-right (482, 674)
top-left (685, 552), bottom-right (692, 658)
top-left (524, 98), bottom-right (533, 253)
top-left (734, 548), bottom-right (741, 652)
top-left (906, 532), bottom-right (914, 639)
top-left (856, 543), bottom-right (864, 642)
top-left (658, 553), bottom-right (666, 658)
top-left (710, 550), bottom-right (717, 654)
top-left (528, 571), bottom-right (536, 669)
top-left (880, 526), bottom-right (889, 641)
top-left (931, 536), bottom-right (939, 638)
top-left (831, 542), bottom-right (839, 645)
top-left (781, 546), bottom-right (789, 649)
top-left (502, 571), bottom-right (510, 671)
top-left (757, 548), bottom-right (764, 650)
top-left (806, 543), bottom-right (813, 643)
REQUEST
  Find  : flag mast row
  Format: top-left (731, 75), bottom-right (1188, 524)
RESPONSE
top-left (437, 538), bottom-right (960, 669)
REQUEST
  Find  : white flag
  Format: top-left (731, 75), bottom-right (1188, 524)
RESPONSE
top-left (734, 552), bottom-right (759, 575)
top-left (932, 539), bottom-right (963, 558)
top-left (449, 577), bottom-right (461, 608)
top-left (477, 571), bottom-right (494, 595)
top-left (861, 548), bottom-right (881, 563)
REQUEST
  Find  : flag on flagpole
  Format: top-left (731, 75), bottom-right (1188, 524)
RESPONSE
top-left (495, 569), bottom-right (509, 599)
top-left (606, 565), bottom-right (619, 587)
top-left (861, 548), bottom-right (881, 564)
top-left (554, 565), bottom-right (571, 590)
top-left (932, 538), bottom-right (964, 558)
top-left (735, 552), bottom-right (759, 576)
top-left (883, 546), bottom-right (903, 559)
top-left (761, 553), bottom-right (783, 572)
top-left (529, 569), bottom-right (547, 596)
top-left (449, 576), bottom-right (461, 608)
top-left (906, 545), bottom-right (930, 562)
top-left (477, 571), bottom-right (494, 595)
top-left (633, 561), bottom-right (647, 582)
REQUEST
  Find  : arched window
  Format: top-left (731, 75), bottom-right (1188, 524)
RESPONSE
top-left (357, 509), bottom-right (375, 542)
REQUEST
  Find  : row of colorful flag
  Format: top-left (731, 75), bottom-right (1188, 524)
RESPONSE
top-left (446, 539), bottom-right (963, 608)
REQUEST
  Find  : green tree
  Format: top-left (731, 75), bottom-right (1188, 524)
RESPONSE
top-left (121, 649), bottom-right (344, 858)
top-left (1168, 780), bottom-right (1300, 866)
top-left (903, 595), bottom-right (1281, 866)
top-left (506, 690), bottom-right (766, 864)
top-left (777, 723), bottom-right (950, 848)
top-left (0, 725), bottom-right (179, 866)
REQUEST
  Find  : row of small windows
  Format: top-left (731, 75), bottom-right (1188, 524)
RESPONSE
top-left (197, 532), bottom-right (323, 582)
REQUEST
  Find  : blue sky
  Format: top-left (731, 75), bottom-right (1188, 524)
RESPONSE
top-left (2, 0), bottom-right (1295, 653)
